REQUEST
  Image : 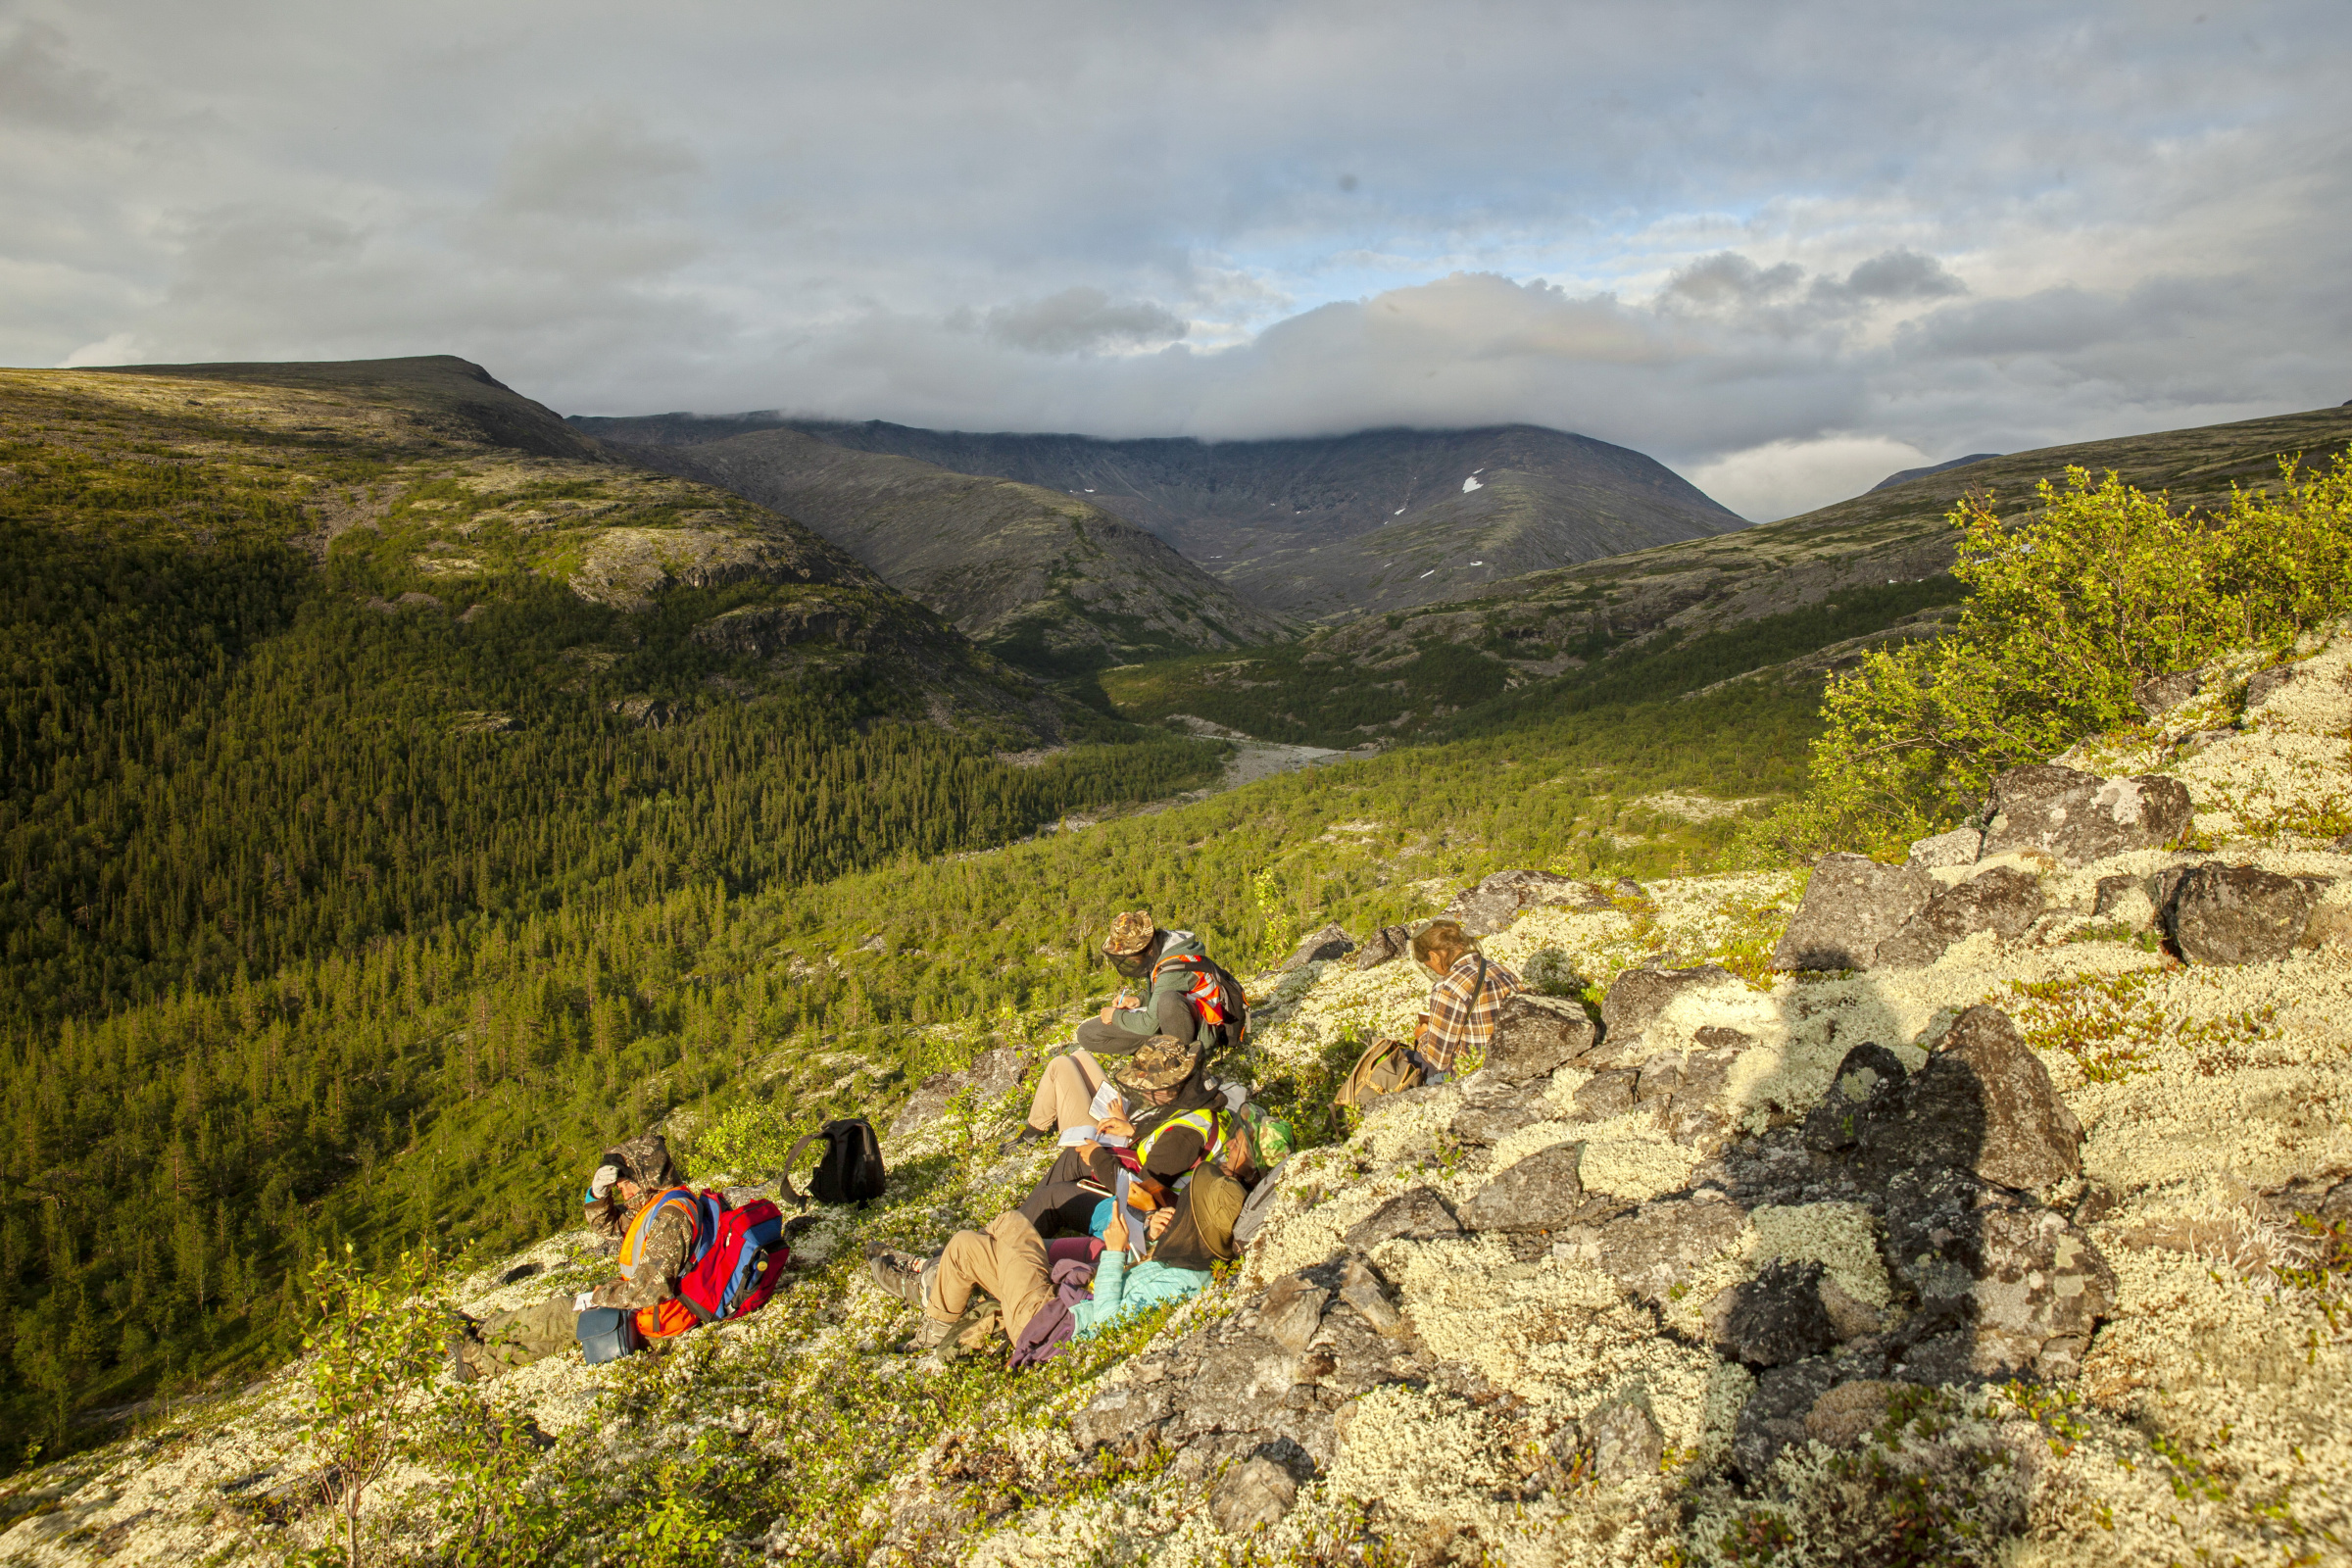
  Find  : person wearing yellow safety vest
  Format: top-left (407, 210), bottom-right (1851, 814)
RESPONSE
top-left (1012, 1035), bottom-right (1225, 1235)
top-left (451, 1132), bottom-right (702, 1380)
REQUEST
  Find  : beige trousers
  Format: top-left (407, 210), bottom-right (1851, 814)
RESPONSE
top-left (1025, 1050), bottom-right (1105, 1135)
top-left (930, 1210), bottom-right (1054, 1343)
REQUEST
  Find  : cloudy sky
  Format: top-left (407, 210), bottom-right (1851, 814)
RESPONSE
top-left (6, 1), bottom-right (2348, 518)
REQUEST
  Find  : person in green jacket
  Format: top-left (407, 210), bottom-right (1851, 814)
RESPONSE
top-left (866, 1109), bottom-right (1254, 1352)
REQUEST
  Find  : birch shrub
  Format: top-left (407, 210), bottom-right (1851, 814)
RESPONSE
top-left (1749, 451), bottom-right (2352, 859)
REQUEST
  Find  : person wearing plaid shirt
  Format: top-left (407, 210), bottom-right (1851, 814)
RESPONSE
top-left (1410, 919), bottom-right (1521, 1077)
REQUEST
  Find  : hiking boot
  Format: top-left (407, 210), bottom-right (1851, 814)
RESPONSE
top-left (446, 1315), bottom-right (484, 1384)
top-left (864, 1248), bottom-right (930, 1310)
top-left (910, 1314), bottom-right (958, 1350)
top-left (999, 1124), bottom-right (1052, 1156)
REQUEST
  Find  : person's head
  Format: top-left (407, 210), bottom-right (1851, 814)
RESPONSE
top-left (582, 1132), bottom-right (678, 1234)
top-left (1109, 1034), bottom-right (1200, 1108)
top-left (1411, 919), bottom-right (1475, 977)
top-left (1102, 909), bottom-right (1160, 980)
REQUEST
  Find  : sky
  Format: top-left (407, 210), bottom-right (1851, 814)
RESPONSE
top-left (5, 1), bottom-right (2349, 520)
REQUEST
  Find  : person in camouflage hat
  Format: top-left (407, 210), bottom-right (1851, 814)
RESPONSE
top-left (1010, 910), bottom-right (1236, 1151)
top-left (450, 1133), bottom-right (703, 1381)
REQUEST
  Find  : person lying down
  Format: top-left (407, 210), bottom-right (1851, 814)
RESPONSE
top-left (864, 1110), bottom-right (1256, 1360)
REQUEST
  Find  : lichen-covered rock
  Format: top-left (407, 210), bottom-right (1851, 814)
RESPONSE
top-left (1449, 1099), bottom-right (1544, 1147)
top-left (1592, 1195), bottom-right (1747, 1306)
top-left (1571, 1068), bottom-right (1638, 1121)
top-left (2132, 668), bottom-right (2202, 717)
top-left (1582, 1400), bottom-right (1665, 1483)
top-left (1874, 865), bottom-right (2046, 968)
top-left (1483, 993), bottom-right (1598, 1081)
top-left (1802, 1043), bottom-right (1910, 1154)
top-left (1461, 1142), bottom-right (1586, 1232)
top-left (1907, 827), bottom-right (1984, 868)
top-left (1281, 922), bottom-right (1356, 970)
top-left (1258, 1274), bottom-right (1331, 1352)
top-left (1446, 868), bottom-right (1594, 936)
top-left (1733, 1356), bottom-right (1839, 1479)
top-left (1881, 1165), bottom-right (2117, 1379)
top-left (1855, 1005), bottom-right (2082, 1192)
top-left (1978, 763), bottom-right (2192, 866)
top-left (2093, 872), bottom-right (2161, 930)
top-left (1711, 1258), bottom-right (1839, 1368)
top-left (1210, 1454), bottom-right (1298, 1533)
top-left (1343, 1187), bottom-right (1463, 1251)
top-left (2166, 862), bottom-right (2315, 965)
top-left (888, 1047), bottom-right (1026, 1139)
top-left (1070, 1382), bottom-right (1173, 1455)
top-left (1352, 924), bottom-right (1411, 970)
top-left (1773, 854), bottom-right (1937, 971)
top-left (1598, 962), bottom-right (1739, 1045)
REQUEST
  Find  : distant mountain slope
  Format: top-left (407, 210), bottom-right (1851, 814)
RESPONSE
top-left (1868, 452), bottom-right (2002, 492)
top-left (571, 416), bottom-right (1744, 621)
top-left (1098, 403), bottom-right (2352, 747)
top-left (598, 424), bottom-right (1291, 673)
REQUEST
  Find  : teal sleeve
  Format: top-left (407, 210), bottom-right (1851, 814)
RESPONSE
top-left (1070, 1249), bottom-right (1129, 1338)
top-left (1071, 1253), bottom-right (1210, 1339)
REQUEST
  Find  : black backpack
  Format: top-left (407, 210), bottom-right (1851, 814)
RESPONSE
top-left (780, 1117), bottom-right (886, 1207)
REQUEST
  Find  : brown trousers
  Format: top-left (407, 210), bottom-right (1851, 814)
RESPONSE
top-left (930, 1210), bottom-right (1054, 1344)
top-left (462, 1294), bottom-right (580, 1380)
top-left (1024, 1051), bottom-right (1105, 1135)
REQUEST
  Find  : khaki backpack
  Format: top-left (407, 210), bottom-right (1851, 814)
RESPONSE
top-left (1333, 1037), bottom-right (1423, 1109)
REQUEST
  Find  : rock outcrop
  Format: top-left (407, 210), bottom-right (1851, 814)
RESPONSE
top-left (1978, 763), bottom-right (2192, 865)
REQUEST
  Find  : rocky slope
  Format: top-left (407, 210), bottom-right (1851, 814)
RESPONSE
top-left (11, 631), bottom-right (2350, 1566)
top-left (572, 417), bottom-right (1744, 623)
top-left (594, 424), bottom-right (1291, 673)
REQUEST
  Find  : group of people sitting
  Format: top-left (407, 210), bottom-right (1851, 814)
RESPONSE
top-left (450, 908), bottom-right (1520, 1377)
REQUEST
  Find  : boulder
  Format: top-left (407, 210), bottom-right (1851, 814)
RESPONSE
top-left (1881, 1165), bottom-right (2117, 1379)
top-left (1773, 855), bottom-right (1937, 971)
top-left (1599, 963), bottom-right (1738, 1045)
top-left (1648, 1043), bottom-right (1743, 1149)
top-left (1338, 1257), bottom-right (1404, 1335)
top-left (1343, 1187), bottom-right (1463, 1251)
top-left (2243, 662), bottom-right (2302, 711)
top-left (1733, 1357), bottom-right (1839, 1479)
top-left (1592, 1197), bottom-right (1747, 1306)
top-left (1164, 1341), bottom-right (1305, 1443)
top-left (2166, 862), bottom-right (2314, 966)
top-left (1710, 1259), bottom-right (1839, 1368)
top-left (1484, 994), bottom-right (1599, 1081)
top-left (1873, 865), bottom-right (2046, 968)
top-left (1571, 1068), bottom-right (1638, 1121)
top-left (2093, 873), bottom-right (2160, 931)
top-left (1907, 827), bottom-right (1984, 869)
top-left (1070, 1383), bottom-right (1174, 1454)
top-left (1801, 1043), bottom-right (1909, 1154)
top-left (1210, 1455), bottom-right (1298, 1534)
top-left (888, 1047), bottom-right (1027, 1138)
top-left (1446, 868), bottom-right (1592, 936)
top-left (1449, 1100), bottom-right (1544, 1147)
top-left (1281, 922), bottom-right (1356, 970)
top-left (1855, 1005), bottom-right (2082, 1192)
top-left (1257, 1275), bottom-right (1330, 1352)
top-left (2132, 669), bottom-right (2202, 718)
top-left (1352, 925), bottom-right (1411, 970)
top-left (1461, 1142), bottom-right (1587, 1232)
top-left (1585, 1401), bottom-right (1664, 1484)
top-left (1978, 764), bottom-right (2192, 866)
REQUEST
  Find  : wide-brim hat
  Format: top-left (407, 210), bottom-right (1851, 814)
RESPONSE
top-left (1111, 1033), bottom-right (1200, 1094)
top-left (1103, 909), bottom-right (1156, 956)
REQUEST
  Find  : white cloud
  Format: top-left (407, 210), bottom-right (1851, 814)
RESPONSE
top-left (1686, 436), bottom-right (1936, 523)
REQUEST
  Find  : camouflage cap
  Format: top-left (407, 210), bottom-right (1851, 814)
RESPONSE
top-left (1242, 1104), bottom-right (1297, 1166)
top-left (1102, 909), bottom-right (1156, 956)
top-left (1112, 1033), bottom-right (1200, 1094)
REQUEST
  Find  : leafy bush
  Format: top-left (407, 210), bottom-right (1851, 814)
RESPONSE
top-left (1755, 453), bottom-right (2352, 858)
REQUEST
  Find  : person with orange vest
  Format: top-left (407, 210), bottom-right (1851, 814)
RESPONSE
top-left (453, 1133), bottom-right (711, 1380)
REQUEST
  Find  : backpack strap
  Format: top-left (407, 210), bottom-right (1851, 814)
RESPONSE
top-left (778, 1129), bottom-right (825, 1209)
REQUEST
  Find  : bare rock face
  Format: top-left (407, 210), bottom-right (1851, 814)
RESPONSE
top-left (1978, 764), bottom-right (2192, 866)
top-left (888, 1047), bottom-right (1028, 1139)
top-left (1210, 1455), bottom-right (1299, 1534)
top-left (1070, 1383), bottom-right (1174, 1453)
top-left (1882, 1165), bottom-right (2117, 1379)
top-left (1257, 1275), bottom-right (1331, 1353)
top-left (1710, 1259), bottom-right (1839, 1368)
top-left (1801, 1043), bottom-right (1910, 1154)
top-left (1593, 1197), bottom-right (1747, 1306)
top-left (1343, 1187), bottom-right (1463, 1251)
top-left (1281, 922), bottom-right (1356, 970)
top-left (1874, 865), bottom-right (2046, 968)
top-left (1461, 1142), bottom-right (1586, 1232)
top-left (1906, 827), bottom-right (1984, 869)
top-left (1773, 855), bottom-right (1937, 971)
top-left (1484, 994), bottom-right (1599, 1081)
top-left (1352, 924), bottom-right (1411, 970)
top-left (692, 599), bottom-right (873, 657)
top-left (1599, 963), bottom-right (1739, 1046)
top-left (1446, 868), bottom-right (1598, 936)
top-left (1856, 1005), bottom-right (2082, 1192)
top-left (2167, 862), bottom-right (2315, 965)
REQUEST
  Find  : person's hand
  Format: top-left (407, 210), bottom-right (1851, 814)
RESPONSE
top-left (1097, 1108), bottom-right (1135, 1140)
top-left (572, 1291), bottom-right (596, 1313)
top-left (1147, 1209), bottom-right (1174, 1242)
top-left (1114, 992), bottom-right (1139, 1010)
top-left (1099, 1004), bottom-right (1116, 1023)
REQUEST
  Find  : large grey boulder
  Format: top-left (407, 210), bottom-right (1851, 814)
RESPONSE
top-left (1978, 764), bottom-right (2192, 866)
top-left (1599, 963), bottom-right (1738, 1046)
top-left (888, 1047), bottom-right (1027, 1138)
top-left (1874, 865), bottom-right (2045, 968)
top-left (1571, 1068), bottom-right (1638, 1121)
top-left (1592, 1196), bottom-right (1748, 1306)
top-left (1352, 924), bottom-right (1411, 970)
top-left (1343, 1187), bottom-right (1463, 1251)
top-left (2166, 863), bottom-right (2314, 966)
top-left (1280, 922), bottom-right (1356, 969)
top-left (1210, 1455), bottom-right (1299, 1534)
top-left (1484, 994), bottom-right (1600, 1081)
top-left (1773, 854), bottom-right (1937, 971)
top-left (1446, 868), bottom-right (1598, 936)
top-left (1461, 1142), bottom-right (1586, 1232)
top-left (1906, 827), bottom-right (1984, 869)
top-left (1855, 1005), bottom-right (2082, 1192)
top-left (1882, 1165), bottom-right (2117, 1379)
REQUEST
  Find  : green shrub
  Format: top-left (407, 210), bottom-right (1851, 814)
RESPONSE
top-left (1755, 452), bottom-right (2352, 858)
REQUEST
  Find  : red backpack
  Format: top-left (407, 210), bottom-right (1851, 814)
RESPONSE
top-left (677, 1197), bottom-right (790, 1324)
